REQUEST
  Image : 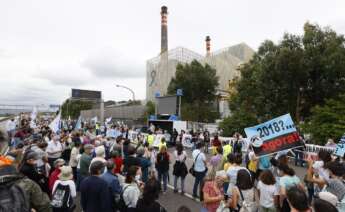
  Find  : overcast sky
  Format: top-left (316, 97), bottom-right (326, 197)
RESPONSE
top-left (0, 0), bottom-right (344, 105)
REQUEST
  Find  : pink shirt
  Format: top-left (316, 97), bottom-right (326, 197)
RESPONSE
top-left (203, 181), bottom-right (223, 212)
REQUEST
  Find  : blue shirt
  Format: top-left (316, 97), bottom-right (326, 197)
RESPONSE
top-left (101, 171), bottom-right (122, 195)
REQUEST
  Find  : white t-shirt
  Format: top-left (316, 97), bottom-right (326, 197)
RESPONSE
top-left (192, 149), bottom-right (206, 172)
top-left (52, 180), bottom-right (77, 198)
top-left (46, 141), bottom-right (63, 158)
top-left (313, 160), bottom-right (330, 181)
top-left (257, 181), bottom-right (279, 208)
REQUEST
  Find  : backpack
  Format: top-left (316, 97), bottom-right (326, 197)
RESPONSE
top-left (51, 183), bottom-right (73, 209)
top-left (117, 185), bottom-right (131, 212)
top-left (0, 181), bottom-right (30, 212)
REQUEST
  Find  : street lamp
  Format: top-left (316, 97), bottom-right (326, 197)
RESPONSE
top-left (115, 84), bottom-right (135, 102)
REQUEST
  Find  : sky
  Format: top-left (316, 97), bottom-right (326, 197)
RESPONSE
top-left (0, 0), bottom-right (344, 105)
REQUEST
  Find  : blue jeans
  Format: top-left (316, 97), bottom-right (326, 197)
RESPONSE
top-left (158, 171), bottom-right (169, 192)
top-left (174, 175), bottom-right (185, 192)
top-left (193, 171), bottom-right (206, 197)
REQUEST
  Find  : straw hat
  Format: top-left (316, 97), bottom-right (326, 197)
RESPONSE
top-left (58, 166), bottom-right (73, 181)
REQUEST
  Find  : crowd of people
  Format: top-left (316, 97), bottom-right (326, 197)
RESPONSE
top-left (0, 115), bottom-right (345, 212)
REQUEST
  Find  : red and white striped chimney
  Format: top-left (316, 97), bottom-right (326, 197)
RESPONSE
top-left (205, 36), bottom-right (211, 57)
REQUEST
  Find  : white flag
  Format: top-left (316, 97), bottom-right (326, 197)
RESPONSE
top-left (31, 106), bottom-right (38, 120)
top-left (49, 113), bottom-right (61, 133)
top-left (75, 116), bottom-right (82, 130)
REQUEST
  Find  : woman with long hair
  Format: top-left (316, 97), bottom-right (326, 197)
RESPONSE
top-left (122, 166), bottom-right (142, 211)
top-left (136, 178), bottom-right (167, 212)
top-left (173, 143), bottom-right (188, 194)
top-left (229, 169), bottom-right (257, 212)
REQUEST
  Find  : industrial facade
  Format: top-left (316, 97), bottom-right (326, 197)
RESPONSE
top-left (146, 6), bottom-right (255, 117)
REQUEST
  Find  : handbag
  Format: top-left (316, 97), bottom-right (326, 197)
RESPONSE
top-left (189, 152), bottom-right (201, 177)
top-left (238, 188), bottom-right (258, 212)
top-left (216, 201), bottom-right (230, 212)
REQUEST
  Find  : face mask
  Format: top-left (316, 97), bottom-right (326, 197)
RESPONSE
top-left (135, 175), bottom-right (141, 182)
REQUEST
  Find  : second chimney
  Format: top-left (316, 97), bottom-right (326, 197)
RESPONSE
top-left (161, 6), bottom-right (168, 54)
top-left (205, 36), bottom-right (211, 57)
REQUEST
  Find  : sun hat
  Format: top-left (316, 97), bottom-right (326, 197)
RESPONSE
top-left (318, 191), bottom-right (338, 206)
top-left (58, 166), bottom-right (73, 181)
top-left (53, 158), bottom-right (65, 167)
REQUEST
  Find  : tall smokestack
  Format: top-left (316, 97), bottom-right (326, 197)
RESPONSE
top-left (161, 6), bottom-right (168, 54)
top-left (205, 36), bottom-right (211, 56)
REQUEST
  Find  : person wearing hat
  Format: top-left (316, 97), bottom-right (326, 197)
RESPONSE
top-left (48, 158), bottom-right (65, 192)
top-left (51, 166), bottom-right (76, 212)
top-left (0, 154), bottom-right (52, 212)
top-left (19, 150), bottom-right (48, 194)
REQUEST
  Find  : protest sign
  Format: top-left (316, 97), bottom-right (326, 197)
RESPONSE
top-left (244, 113), bottom-right (304, 156)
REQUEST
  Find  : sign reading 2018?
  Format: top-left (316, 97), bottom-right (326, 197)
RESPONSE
top-left (244, 114), bottom-right (304, 156)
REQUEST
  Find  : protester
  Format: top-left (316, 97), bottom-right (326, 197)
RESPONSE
top-left (111, 149), bottom-right (123, 174)
top-left (257, 170), bottom-right (279, 212)
top-left (278, 164), bottom-right (305, 211)
top-left (286, 186), bottom-right (311, 212)
top-left (51, 166), bottom-right (76, 212)
top-left (0, 156), bottom-right (52, 212)
top-left (78, 144), bottom-right (93, 185)
top-left (136, 178), bottom-right (167, 212)
top-left (201, 170), bottom-right (225, 212)
top-left (192, 142), bottom-right (207, 199)
top-left (69, 140), bottom-right (81, 181)
top-left (312, 198), bottom-right (338, 212)
top-left (123, 145), bottom-right (141, 174)
top-left (228, 169), bottom-right (257, 211)
top-left (156, 145), bottom-right (170, 193)
top-left (173, 143), bottom-right (188, 194)
top-left (80, 161), bottom-right (113, 212)
top-left (46, 135), bottom-right (64, 169)
top-left (136, 147), bottom-right (151, 183)
top-left (19, 150), bottom-right (48, 194)
top-left (48, 159), bottom-right (65, 192)
top-left (101, 160), bottom-right (122, 200)
top-left (122, 166), bottom-right (142, 211)
top-left (226, 153), bottom-right (247, 197)
top-left (210, 146), bottom-right (224, 172)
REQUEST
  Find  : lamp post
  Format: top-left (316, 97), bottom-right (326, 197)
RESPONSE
top-left (115, 84), bottom-right (135, 102)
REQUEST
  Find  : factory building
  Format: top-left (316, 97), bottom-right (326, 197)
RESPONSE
top-left (146, 6), bottom-right (255, 117)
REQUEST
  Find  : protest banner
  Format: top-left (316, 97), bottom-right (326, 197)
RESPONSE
top-left (244, 113), bottom-right (304, 156)
top-left (75, 116), bottom-right (82, 130)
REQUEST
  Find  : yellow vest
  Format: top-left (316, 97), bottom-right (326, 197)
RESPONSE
top-left (147, 135), bottom-right (154, 146)
top-left (223, 144), bottom-right (233, 159)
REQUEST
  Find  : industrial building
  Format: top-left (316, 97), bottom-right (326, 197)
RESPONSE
top-left (146, 6), bottom-right (255, 117)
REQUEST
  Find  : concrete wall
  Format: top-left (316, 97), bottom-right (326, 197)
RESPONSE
top-left (80, 105), bottom-right (146, 121)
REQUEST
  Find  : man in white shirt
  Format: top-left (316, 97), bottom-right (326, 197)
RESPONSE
top-left (46, 135), bottom-right (64, 169)
top-left (192, 142), bottom-right (207, 198)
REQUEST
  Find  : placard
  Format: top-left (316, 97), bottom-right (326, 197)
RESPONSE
top-left (244, 114), bottom-right (304, 156)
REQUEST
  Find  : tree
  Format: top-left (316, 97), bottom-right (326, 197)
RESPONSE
top-left (301, 95), bottom-right (345, 145)
top-left (61, 99), bottom-right (94, 119)
top-left (219, 109), bottom-right (257, 137)
top-left (167, 60), bottom-right (219, 122)
top-left (142, 100), bottom-right (155, 122)
top-left (227, 22), bottom-right (345, 124)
